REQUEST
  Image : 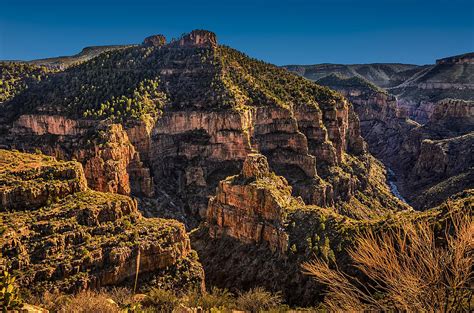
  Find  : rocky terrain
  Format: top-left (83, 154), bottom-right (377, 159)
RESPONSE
top-left (285, 52), bottom-right (474, 124)
top-left (194, 153), bottom-right (473, 305)
top-left (0, 149), bottom-right (203, 295)
top-left (0, 30), bottom-right (472, 308)
top-left (0, 30), bottom-right (408, 229)
top-left (289, 56), bottom-right (473, 210)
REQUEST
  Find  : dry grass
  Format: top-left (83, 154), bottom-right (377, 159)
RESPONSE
top-left (236, 287), bottom-right (284, 313)
top-left (36, 290), bottom-right (120, 313)
top-left (302, 209), bottom-right (473, 311)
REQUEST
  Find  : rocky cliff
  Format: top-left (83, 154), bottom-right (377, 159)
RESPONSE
top-left (0, 30), bottom-right (407, 227)
top-left (6, 117), bottom-right (154, 198)
top-left (207, 154), bottom-right (302, 254)
top-left (0, 149), bottom-right (204, 295)
top-left (194, 153), bottom-right (471, 305)
top-left (316, 74), bottom-right (418, 163)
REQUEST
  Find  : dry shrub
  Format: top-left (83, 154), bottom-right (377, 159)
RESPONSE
top-left (236, 287), bottom-right (283, 312)
top-left (141, 288), bottom-right (180, 312)
top-left (57, 290), bottom-right (120, 313)
top-left (106, 287), bottom-right (135, 307)
top-left (302, 210), bottom-right (473, 311)
top-left (185, 287), bottom-right (236, 310)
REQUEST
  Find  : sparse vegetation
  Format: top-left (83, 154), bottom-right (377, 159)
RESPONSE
top-left (303, 205), bottom-right (474, 311)
top-left (29, 286), bottom-right (288, 312)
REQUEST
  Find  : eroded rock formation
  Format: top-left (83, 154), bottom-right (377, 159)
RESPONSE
top-left (0, 30), bottom-right (406, 226)
top-left (170, 30), bottom-right (217, 48)
top-left (0, 149), bottom-right (204, 294)
top-left (207, 154), bottom-right (302, 254)
top-left (143, 34), bottom-right (167, 47)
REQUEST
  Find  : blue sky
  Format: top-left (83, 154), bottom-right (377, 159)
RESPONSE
top-left (1, 0), bottom-right (473, 65)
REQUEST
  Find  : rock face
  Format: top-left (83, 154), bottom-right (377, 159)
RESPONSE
top-left (316, 74), bottom-right (417, 163)
top-left (0, 149), bottom-right (204, 294)
top-left (0, 30), bottom-right (406, 227)
top-left (6, 118), bottom-right (154, 198)
top-left (207, 154), bottom-right (302, 254)
top-left (143, 34), bottom-right (167, 47)
top-left (170, 30), bottom-right (217, 48)
top-left (393, 99), bottom-right (474, 209)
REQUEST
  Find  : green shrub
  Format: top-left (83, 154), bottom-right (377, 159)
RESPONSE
top-left (0, 270), bottom-right (23, 312)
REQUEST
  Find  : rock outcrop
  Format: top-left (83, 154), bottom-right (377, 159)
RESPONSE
top-left (170, 30), bottom-right (217, 48)
top-left (207, 154), bottom-right (302, 254)
top-left (0, 149), bottom-right (204, 294)
top-left (143, 34), bottom-right (167, 47)
top-left (0, 149), bottom-right (87, 210)
top-left (6, 118), bottom-right (154, 198)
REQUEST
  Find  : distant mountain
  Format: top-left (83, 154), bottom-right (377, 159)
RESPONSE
top-left (284, 63), bottom-right (425, 88)
top-left (284, 52), bottom-right (474, 124)
top-left (27, 45), bottom-right (131, 69)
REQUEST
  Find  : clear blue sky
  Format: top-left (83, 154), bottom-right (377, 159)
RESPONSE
top-left (1, 0), bottom-right (473, 65)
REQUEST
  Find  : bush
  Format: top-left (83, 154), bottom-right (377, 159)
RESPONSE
top-left (58, 291), bottom-right (120, 313)
top-left (236, 287), bottom-right (283, 312)
top-left (0, 270), bottom-right (23, 311)
top-left (186, 287), bottom-right (236, 310)
top-left (302, 209), bottom-right (474, 311)
top-left (142, 288), bottom-right (179, 312)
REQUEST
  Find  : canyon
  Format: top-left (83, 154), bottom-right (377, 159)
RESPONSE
top-left (0, 30), bottom-right (472, 307)
top-left (288, 56), bottom-right (474, 210)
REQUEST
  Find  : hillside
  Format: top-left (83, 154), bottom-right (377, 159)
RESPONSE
top-left (0, 30), bottom-right (408, 228)
top-left (0, 149), bottom-right (203, 296)
top-left (1, 30), bottom-right (472, 308)
top-left (285, 52), bottom-right (474, 123)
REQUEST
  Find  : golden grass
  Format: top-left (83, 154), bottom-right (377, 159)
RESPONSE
top-left (302, 206), bottom-right (473, 311)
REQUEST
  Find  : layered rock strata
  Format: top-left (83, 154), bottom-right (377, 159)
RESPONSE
top-left (207, 154), bottom-right (302, 254)
top-left (0, 30), bottom-right (406, 225)
top-left (0, 149), bottom-right (203, 294)
top-left (6, 118), bottom-right (154, 198)
top-left (195, 154), bottom-right (472, 305)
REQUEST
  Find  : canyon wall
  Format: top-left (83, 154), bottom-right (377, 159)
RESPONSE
top-left (0, 149), bottom-right (204, 294)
